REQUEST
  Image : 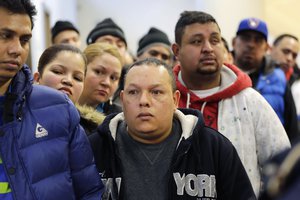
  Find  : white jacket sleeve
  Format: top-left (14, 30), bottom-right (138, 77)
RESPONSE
top-left (249, 89), bottom-right (291, 164)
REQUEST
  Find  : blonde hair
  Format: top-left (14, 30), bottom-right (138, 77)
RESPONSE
top-left (83, 43), bottom-right (122, 65)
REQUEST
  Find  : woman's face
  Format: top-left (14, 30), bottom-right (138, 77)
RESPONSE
top-left (79, 53), bottom-right (122, 108)
top-left (35, 51), bottom-right (86, 103)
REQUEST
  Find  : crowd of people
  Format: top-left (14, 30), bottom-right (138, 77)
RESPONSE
top-left (1, 0), bottom-right (300, 199)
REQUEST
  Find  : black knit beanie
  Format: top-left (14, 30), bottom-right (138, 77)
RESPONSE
top-left (137, 27), bottom-right (171, 55)
top-left (86, 18), bottom-right (127, 46)
top-left (51, 20), bottom-right (79, 42)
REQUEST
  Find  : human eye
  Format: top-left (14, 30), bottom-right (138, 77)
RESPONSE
top-left (254, 36), bottom-right (264, 44)
top-left (190, 37), bottom-right (203, 45)
top-left (61, 39), bottom-right (69, 44)
top-left (148, 50), bottom-right (159, 57)
top-left (117, 41), bottom-right (126, 49)
top-left (161, 54), bottom-right (170, 61)
top-left (127, 89), bottom-right (139, 95)
top-left (239, 34), bottom-right (251, 42)
top-left (292, 53), bottom-right (298, 59)
top-left (191, 39), bottom-right (201, 44)
top-left (51, 68), bottom-right (63, 75)
top-left (74, 74), bottom-right (84, 82)
top-left (20, 35), bottom-right (31, 46)
top-left (151, 89), bottom-right (163, 95)
top-left (0, 31), bottom-right (12, 40)
top-left (282, 49), bottom-right (290, 55)
top-left (111, 75), bottom-right (120, 82)
top-left (93, 68), bottom-right (104, 75)
top-left (211, 36), bottom-right (220, 45)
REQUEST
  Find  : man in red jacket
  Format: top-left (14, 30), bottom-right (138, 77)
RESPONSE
top-left (171, 11), bottom-right (290, 197)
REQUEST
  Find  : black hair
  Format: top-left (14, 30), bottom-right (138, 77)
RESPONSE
top-left (174, 11), bottom-right (220, 45)
top-left (126, 58), bottom-right (176, 92)
top-left (38, 44), bottom-right (87, 75)
top-left (273, 34), bottom-right (299, 46)
top-left (0, 0), bottom-right (37, 29)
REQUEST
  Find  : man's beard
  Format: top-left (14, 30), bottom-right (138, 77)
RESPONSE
top-left (195, 65), bottom-right (219, 75)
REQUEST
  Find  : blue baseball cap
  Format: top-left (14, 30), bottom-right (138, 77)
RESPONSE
top-left (236, 18), bottom-right (268, 41)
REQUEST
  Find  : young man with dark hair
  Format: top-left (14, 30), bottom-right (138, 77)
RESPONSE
top-left (270, 33), bottom-right (300, 134)
top-left (0, 0), bottom-right (103, 199)
top-left (270, 34), bottom-right (299, 84)
top-left (172, 11), bottom-right (290, 197)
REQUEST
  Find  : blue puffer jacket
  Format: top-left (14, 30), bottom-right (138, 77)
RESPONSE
top-left (256, 68), bottom-right (286, 124)
top-left (0, 65), bottom-right (103, 200)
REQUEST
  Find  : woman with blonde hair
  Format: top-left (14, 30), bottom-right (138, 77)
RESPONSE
top-left (79, 42), bottom-right (123, 115)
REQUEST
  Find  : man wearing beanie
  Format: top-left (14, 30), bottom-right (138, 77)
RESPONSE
top-left (137, 27), bottom-right (173, 66)
top-left (51, 20), bottom-right (81, 48)
top-left (86, 18), bottom-right (127, 65)
top-left (232, 17), bottom-right (299, 144)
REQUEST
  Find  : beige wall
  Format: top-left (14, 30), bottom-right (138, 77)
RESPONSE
top-left (29, 0), bottom-right (300, 69)
top-left (265, 0), bottom-right (300, 43)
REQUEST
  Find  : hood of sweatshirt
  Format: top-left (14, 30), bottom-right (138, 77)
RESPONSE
top-left (100, 108), bottom-right (204, 142)
top-left (173, 63), bottom-right (252, 107)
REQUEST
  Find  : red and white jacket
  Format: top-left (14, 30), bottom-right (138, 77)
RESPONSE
top-left (174, 63), bottom-right (291, 196)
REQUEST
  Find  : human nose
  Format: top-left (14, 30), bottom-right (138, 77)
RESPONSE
top-left (202, 40), bottom-right (213, 53)
top-left (286, 53), bottom-right (294, 64)
top-left (245, 37), bottom-right (257, 48)
top-left (139, 91), bottom-right (150, 107)
top-left (100, 75), bottom-right (111, 87)
top-left (7, 38), bottom-right (22, 57)
top-left (153, 54), bottom-right (163, 62)
top-left (62, 75), bottom-right (73, 86)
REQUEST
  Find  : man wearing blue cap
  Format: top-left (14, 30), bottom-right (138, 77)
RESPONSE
top-left (233, 17), bottom-right (299, 144)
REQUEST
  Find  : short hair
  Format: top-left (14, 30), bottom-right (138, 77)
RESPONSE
top-left (273, 34), bottom-right (299, 46)
top-left (83, 42), bottom-right (122, 65)
top-left (38, 44), bottom-right (87, 75)
top-left (0, 0), bottom-right (37, 29)
top-left (175, 11), bottom-right (220, 45)
top-left (126, 58), bottom-right (176, 92)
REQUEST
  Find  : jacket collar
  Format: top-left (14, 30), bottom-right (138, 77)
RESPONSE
top-left (106, 108), bottom-right (203, 141)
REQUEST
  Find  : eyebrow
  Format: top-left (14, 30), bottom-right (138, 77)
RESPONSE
top-left (191, 31), bottom-right (220, 37)
top-left (126, 83), bottom-right (163, 89)
top-left (52, 64), bottom-right (85, 73)
top-left (0, 28), bottom-right (32, 38)
top-left (211, 32), bottom-right (220, 36)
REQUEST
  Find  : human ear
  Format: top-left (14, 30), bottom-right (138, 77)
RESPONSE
top-left (33, 72), bottom-right (41, 84)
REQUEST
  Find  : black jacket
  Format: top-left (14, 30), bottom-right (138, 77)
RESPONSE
top-left (89, 108), bottom-right (256, 200)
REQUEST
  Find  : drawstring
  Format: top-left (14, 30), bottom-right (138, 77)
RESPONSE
top-left (186, 92), bottom-right (207, 114)
top-left (186, 93), bottom-right (190, 108)
top-left (200, 102), bottom-right (207, 114)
